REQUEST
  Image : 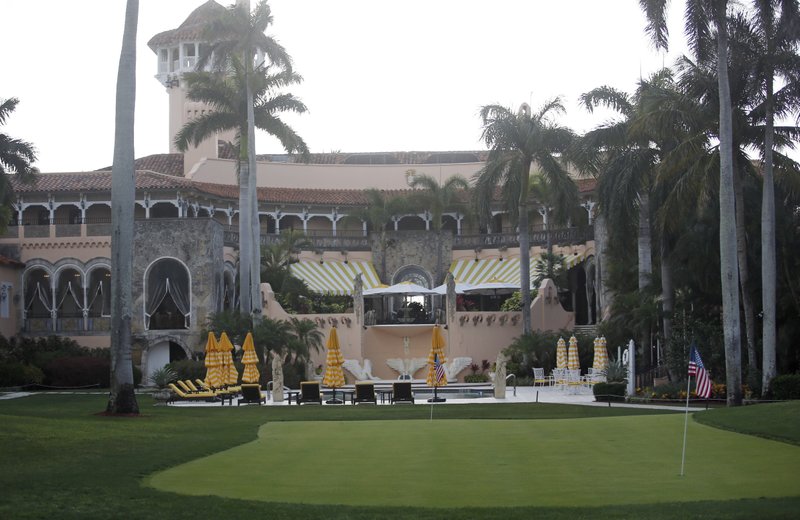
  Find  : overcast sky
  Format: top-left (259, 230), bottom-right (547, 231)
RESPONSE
top-left (3, 0), bottom-right (695, 173)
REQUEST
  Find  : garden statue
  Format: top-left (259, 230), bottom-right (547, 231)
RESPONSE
top-left (494, 352), bottom-right (507, 398)
top-left (271, 352), bottom-right (284, 402)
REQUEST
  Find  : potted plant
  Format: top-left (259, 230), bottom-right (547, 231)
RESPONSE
top-left (593, 359), bottom-right (627, 402)
top-left (149, 366), bottom-right (178, 405)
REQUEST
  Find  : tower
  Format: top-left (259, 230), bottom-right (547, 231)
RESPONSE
top-left (147, 1), bottom-right (235, 173)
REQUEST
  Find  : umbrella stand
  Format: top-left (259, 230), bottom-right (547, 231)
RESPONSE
top-left (427, 385), bottom-right (446, 403)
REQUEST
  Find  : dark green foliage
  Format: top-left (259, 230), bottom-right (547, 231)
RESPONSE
top-left (464, 374), bottom-right (490, 383)
top-left (44, 356), bottom-right (110, 388)
top-left (504, 330), bottom-right (594, 377)
top-left (769, 374), bottom-right (800, 400)
top-left (500, 291), bottom-right (523, 311)
top-left (0, 335), bottom-right (113, 387)
top-left (0, 361), bottom-right (44, 387)
top-left (594, 382), bottom-right (626, 402)
top-left (167, 359), bottom-right (207, 383)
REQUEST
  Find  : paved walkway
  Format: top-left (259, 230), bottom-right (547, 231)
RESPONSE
top-left (0, 386), bottom-right (697, 412)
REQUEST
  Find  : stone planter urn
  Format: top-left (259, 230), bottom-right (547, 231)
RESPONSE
top-left (152, 388), bottom-right (172, 405)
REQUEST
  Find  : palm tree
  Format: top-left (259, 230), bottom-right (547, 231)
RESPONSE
top-left (287, 317), bottom-right (324, 362)
top-left (106, 0), bottom-right (139, 415)
top-left (751, 0), bottom-right (800, 395)
top-left (199, 0), bottom-right (302, 320)
top-left (580, 73), bottom-right (682, 373)
top-left (174, 64), bottom-right (308, 316)
top-left (474, 100), bottom-right (577, 334)
top-left (640, 0), bottom-right (743, 406)
top-left (344, 189), bottom-right (412, 282)
top-left (0, 97), bottom-right (38, 233)
top-left (407, 172), bottom-right (470, 284)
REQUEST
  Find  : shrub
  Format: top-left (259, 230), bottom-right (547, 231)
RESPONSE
top-left (770, 374), bottom-right (800, 400)
top-left (167, 359), bottom-right (206, 382)
top-left (594, 382), bottom-right (626, 402)
top-left (464, 374), bottom-right (489, 383)
top-left (45, 356), bottom-right (110, 388)
top-left (0, 362), bottom-right (45, 387)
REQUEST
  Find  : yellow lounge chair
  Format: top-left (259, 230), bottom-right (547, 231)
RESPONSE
top-left (167, 383), bottom-right (216, 402)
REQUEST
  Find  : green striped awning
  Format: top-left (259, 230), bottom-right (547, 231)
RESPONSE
top-left (290, 260), bottom-right (382, 295)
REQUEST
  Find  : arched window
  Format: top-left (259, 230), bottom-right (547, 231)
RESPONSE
top-left (145, 258), bottom-right (191, 330)
top-left (222, 270), bottom-right (236, 311)
top-left (55, 267), bottom-right (83, 319)
top-left (87, 267), bottom-right (111, 317)
top-left (24, 268), bottom-right (52, 319)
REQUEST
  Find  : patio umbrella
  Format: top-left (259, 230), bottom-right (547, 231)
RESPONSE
top-left (431, 282), bottom-right (474, 295)
top-left (592, 336), bottom-right (609, 373)
top-left (426, 324), bottom-right (448, 402)
top-left (203, 332), bottom-right (223, 389)
top-left (556, 337), bottom-right (568, 369)
top-left (362, 281), bottom-right (436, 297)
top-left (240, 332), bottom-right (260, 384)
top-left (322, 326), bottom-right (345, 403)
top-left (219, 332), bottom-right (238, 387)
top-left (567, 335), bottom-right (580, 371)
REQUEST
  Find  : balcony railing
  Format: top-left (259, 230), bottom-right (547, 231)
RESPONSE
top-left (222, 226), bottom-right (594, 251)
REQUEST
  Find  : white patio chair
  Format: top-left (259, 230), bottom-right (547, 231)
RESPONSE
top-left (567, 369), bottom-right (582, 393)
top-left (532, 367), bottom-right (548, 387)
top-left (551, 368), bottom-right (567, 390)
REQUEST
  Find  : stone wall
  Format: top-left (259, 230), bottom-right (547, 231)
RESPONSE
top-left (373, 230), bottom-right (453, 286)
top-left (131, 218), bottom-right (224, 354)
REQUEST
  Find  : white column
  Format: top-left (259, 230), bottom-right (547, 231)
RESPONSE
top-left (456, 214), bottom-right (463, 236)
top-left (581, 200), bottom-right (596, 225)
top-left (362, 220), bottom-right (367, 237)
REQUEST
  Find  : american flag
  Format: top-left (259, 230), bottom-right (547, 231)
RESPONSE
top-left (434, 353), bottom-right (445, 385)
top-left (688, 345), bottom-right (712, 399)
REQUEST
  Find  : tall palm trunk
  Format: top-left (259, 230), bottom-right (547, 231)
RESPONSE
top-left (762, 73), bottom-right (777, 395)
top-left (107, 0), bottom-right (140, 415)
top-left (595, 212), bottom-right (613, 320)
top-left (715, 5), bottom-right (743, 406)
top-left (637, 192), bottom-right (653, 290)
top-left (238, 140), bottom-right (253, 315)
top-left (733, 159), bottom-right (757, 373)
top-left (637, 191), bottom-right (653, 371)
top-left (519, 162), bottom-right (532, 335)
top-left (660, 234), bottom-right (674, 378)
top-left (247, 79), bottom-right (261, 320)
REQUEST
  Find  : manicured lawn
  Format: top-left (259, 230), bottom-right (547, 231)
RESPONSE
top-left (694, 400), bottom-right (800, 445)
top-left (1, 394), bottom-right (799, 519)
top-left (148, 415), bottom-right (800, 508)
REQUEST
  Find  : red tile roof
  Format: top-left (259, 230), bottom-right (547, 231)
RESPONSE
top-left (97, 153), bottom-right (184, 177)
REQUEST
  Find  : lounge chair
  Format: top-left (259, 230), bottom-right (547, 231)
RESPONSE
top-left (237, 384), bottom-right (266, 406)
top-left (297, 381), bottom-right (323, 405)
top-left (176, 380), bottom-right (196, 394)
top-left (167, 383), bottom-right (216, 402)
top-left (195, 379), bottom-right (211, 391)
top-left (354, 382), bottom-right (377, 405)
top-left (184, 380), bottom-right (201, 392)
top-left (391, 381), bottom-right (414, 404)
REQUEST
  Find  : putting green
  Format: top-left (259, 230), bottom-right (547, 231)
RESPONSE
top-left (147, 415), bottom-right (800, 508)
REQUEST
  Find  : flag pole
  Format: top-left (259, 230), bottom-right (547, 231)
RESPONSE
top-left (680, 375), bottom-right (692, 476)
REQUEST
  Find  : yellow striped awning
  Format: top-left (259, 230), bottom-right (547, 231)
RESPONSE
top-left (290, 260), bottom-right (382, 295)
top-left (450, 253), bottom-right (588, 289)
top-left (449, 258), bottom-right (530, 288)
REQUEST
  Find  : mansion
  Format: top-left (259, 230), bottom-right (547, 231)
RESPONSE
top-left (0, 0), bottom-right (602, 383)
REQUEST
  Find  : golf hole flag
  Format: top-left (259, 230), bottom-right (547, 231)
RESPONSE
top-left (688, 345), bottom-right (712, 398)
